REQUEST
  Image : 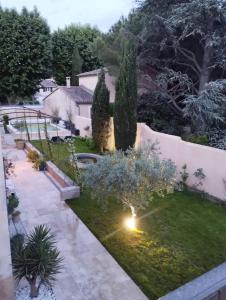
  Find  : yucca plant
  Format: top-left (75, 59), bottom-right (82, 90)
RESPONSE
top-left (12, 225), bottom-right (63, 298)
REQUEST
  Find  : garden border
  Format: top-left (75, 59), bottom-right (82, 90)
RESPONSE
top-left (25, 142), bottom-right (80, 200)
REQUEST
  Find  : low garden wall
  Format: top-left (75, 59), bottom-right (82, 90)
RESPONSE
top-left (0, 132), bottom-right (14, 300)
top-left (159, 262), bottom-right (226, 300)
top-left (25, 142), bottom-right (80, 201)
top-left (74, 115), bottom-right (92, 137)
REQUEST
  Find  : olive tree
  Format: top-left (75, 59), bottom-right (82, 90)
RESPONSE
top-left (82, 148), bottom-right (177, 218)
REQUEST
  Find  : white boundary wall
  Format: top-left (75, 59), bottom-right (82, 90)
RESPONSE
top-left (139, 123), bottom-right (226, 201)
top-left (0, 129), bottom-right (14, 299)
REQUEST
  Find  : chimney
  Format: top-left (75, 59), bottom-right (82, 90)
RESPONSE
top-left (66, 77), bottom-right (71, 88)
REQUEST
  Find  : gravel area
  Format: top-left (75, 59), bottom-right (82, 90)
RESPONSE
top-left (16, 284), bottom-right (56, 300)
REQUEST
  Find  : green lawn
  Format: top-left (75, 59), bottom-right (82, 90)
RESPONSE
top-left (67, 191), bottom-right (226, 299)
top-left (31, 139), bottom-right (226, 299)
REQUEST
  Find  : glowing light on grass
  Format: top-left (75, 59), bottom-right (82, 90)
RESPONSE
top-left (125, 216), bottom-right (137, 231)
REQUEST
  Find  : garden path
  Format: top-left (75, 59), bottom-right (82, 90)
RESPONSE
top-left (2, 136), bottom-right (147, 300)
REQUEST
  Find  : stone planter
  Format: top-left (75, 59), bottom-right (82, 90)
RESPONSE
top-left (15, 139), bottom-right (25, 150)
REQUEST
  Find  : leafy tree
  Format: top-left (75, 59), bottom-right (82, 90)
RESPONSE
top-left (91, 69), bottom-right (110, 152)
top-left (71, 46), bottom-right (83, 86)
top-left (0, 7), bottom-right (52, 103)
top-left (137, 0), bottom-right (226, 131)
top-left (12, 225), bottom-right (62, 298)
top-left (82, 148), bottom-right (176, 218)
top-left (184, 81), bottom-right (226, 131)
top-left (52, 25), bottom-right (101, 85)
top-left (92, 12), bottom-right (144, 76)
top-left (114, 39), bottom-right (137, 151)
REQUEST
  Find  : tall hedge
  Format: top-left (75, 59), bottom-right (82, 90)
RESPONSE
top-left (91, 69), bottom-right (110, 152)
top-left (114, 39), bottom-right (137, 151)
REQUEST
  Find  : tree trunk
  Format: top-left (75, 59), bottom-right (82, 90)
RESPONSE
top-left (130, 205), bottom-right (136, 217)
top-left (30, 280), bottom-right (39, 298)
top-left (198, 46), bottom-right (212, 93)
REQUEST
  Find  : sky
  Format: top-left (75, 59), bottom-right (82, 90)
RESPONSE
top-left (0, 0), bottom-right (136, 32)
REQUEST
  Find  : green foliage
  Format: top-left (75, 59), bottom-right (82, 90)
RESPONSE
top-left (136, 0), bottom-right (226, 136)
top-left (193, 168), bottom-right (206, 189)
top-left (109, 103), bottom-right (115, 117)
top-left (82, 148), bottom-right (176, 215)
top-left (0, 7), bottom-right (52, 103)
top-left (3, 114), bottom-right (9, 133)
top-left (3, 114), bottom-right (9, 125)
top-left (44, 119), bottom-right (53, 160)
top-left (7, 194), bottom-right (19, 215)
top-left (114, 39), bottom-right (137, 151)
top-left (184, 81), bottom-right (226, 131)
top-left (66, 138), bottom-right (81, 184)
top-left (184, 135), bottom-right (209, 146)
top-left (31, 137), bottom-right (98, 181)
top-left (71, 46), bottom-right (83, 86)
top-left (27, 150), bottom-right (40, 163)
top-left (52, 25), bottom-right (101, 85)
top-left (178, 164), bottom-right (189, 190)
top-left (26, 149), bottom-right (46, 171)
top-left (11, 225), bottom-right (63, 298)
top-left (91, 69), bottom-right (110, 152)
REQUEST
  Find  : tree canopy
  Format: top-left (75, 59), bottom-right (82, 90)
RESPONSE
top-left (52, 24), bottom-right (101, 85)
top-left (82, 148), bottom-right (177, 217)
top-left (135, 0), bottom-right (226, 138)
top-left (0, 7), bottom-right (52, 103)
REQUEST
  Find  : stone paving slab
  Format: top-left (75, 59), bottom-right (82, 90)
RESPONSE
top-left (4, 144), bottom-right (147, 300)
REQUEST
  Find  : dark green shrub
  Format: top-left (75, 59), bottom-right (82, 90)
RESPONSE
top-left (184, 135), bottom-right (209, 146)
top-left (7, 194), bottom-right (19, 215)
top-left (10, 234), bottom-right (24, 253)
top-left (109, 103), bottom-right (115, 117)
top-left (38, 160), bottom-right (47, 171)
top-left (3, 114), bottom-right (9, 133)
top-left (3, 114), bottom-right (9, 125)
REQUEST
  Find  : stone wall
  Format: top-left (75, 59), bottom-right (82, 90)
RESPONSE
top-left (159, 262), bottom-right (226, 300)
top-left (0, 132), bottom-right (14, 300)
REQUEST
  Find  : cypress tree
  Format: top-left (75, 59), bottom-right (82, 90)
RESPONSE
top-left (71, 46), bottom-right (83, 86)
top-left (114, 39), bottom-right (137, 151)
top-left (91, 69), bottom-right (110, 153)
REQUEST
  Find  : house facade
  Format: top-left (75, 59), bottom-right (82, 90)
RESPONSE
top-left (35, 79), bottom-right (58, 103)
top-left (43, 69), bottom-right (115, 124)
top-left (78, 68), bottom-right (115, 103)
top-left (43, 84), bottom-right (93, 125)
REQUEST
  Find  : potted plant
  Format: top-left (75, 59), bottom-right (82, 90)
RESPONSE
top-left (7, 194), bottom-right (19, 219)
top-left (14, 139), bottom-right (25, 150)
top-left (38, 159), bottom-right (47, 171)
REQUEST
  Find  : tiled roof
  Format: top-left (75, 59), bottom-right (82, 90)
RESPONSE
top-left (78, 68), bottom-right (108, 77)
top-left (40, 79), bottom-right (57, 88)
top-left (60, 86), bottom-right (93, 104)
top-left (43, 85), bottom-right (93, 104)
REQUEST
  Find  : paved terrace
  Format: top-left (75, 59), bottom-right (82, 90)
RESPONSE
top-left (2, 135), bottom-right (147, 300)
